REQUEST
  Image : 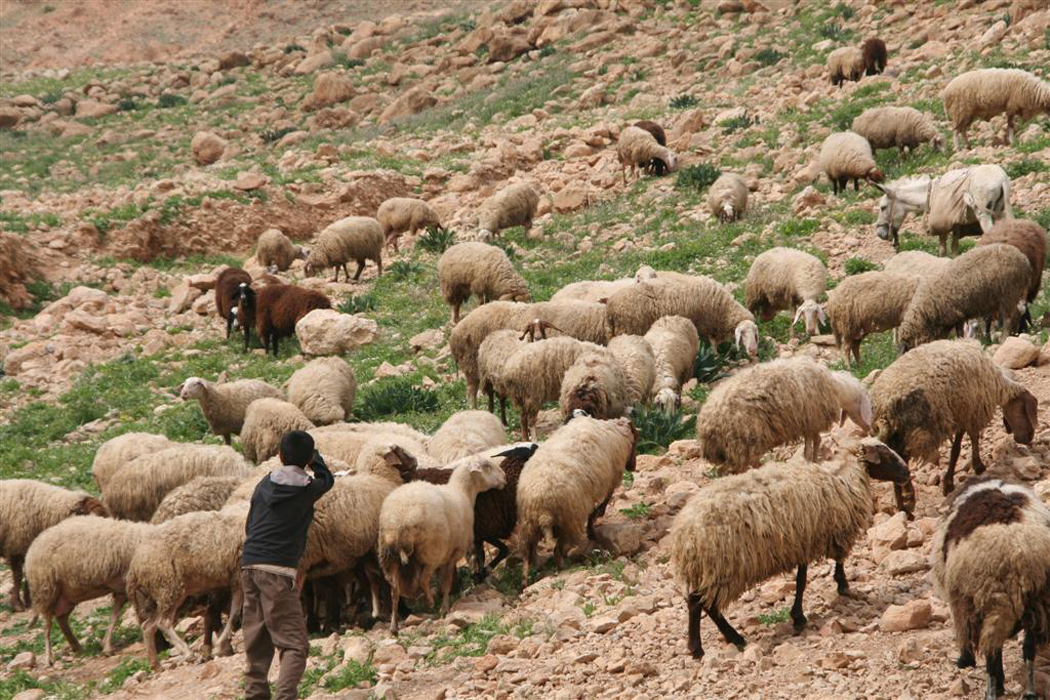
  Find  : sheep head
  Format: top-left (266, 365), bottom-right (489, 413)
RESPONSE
top-left (792, 300), bottom-right (826, 336)
top-left (655, 385), bottom-right (680, 413)
top-left (381, 444), bottom-right (419, 483)
top-left (1002, 389), bottom-right (1038, 446)
top-left (465, 456), bottom-right (506, 492)
top-left (74, 495), bottom-right (109, 517)
top-left (734, 320), bottom-right (759, 359)
top-left (857, 437), bottom-right (910, 484)
top-left (832, 370), bottom-right (873, 434)
top-left (180, 376), bottom-right (208, 400)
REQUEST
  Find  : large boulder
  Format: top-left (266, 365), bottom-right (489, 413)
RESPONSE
top-left (487, 30), bottom-right (532, 62)
top-left (75, 99), bottom-right (117, 119)
top-left (993, 336), bottom-right (1041, 369)
top-left (218, 51), bottom-right (250, 70)
top-left (377, 87), bottom-right (436, 124)
top-left (302, 72), bottom-right (355, 111)
top-left (0, 107), bottom-right (21, 129)
top-left (191, 131), bottom-right (227, 165)
top-left (296, 309), bottom-right (379, 355)
top-left (346, 36), bottom-right (384, 60)
top-left (295, 50), bottom-right (334, 75)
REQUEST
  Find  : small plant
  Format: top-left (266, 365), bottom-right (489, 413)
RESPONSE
top-left (117, 98), bottom-right (140, 111)
top-left (778, 218), bottom-right (819, 238)
top-left (581, 600), bottom-right (597, 617)
top-left (418, 225), bottom-right (456, 253)
top-left (386, 260), bottom-right (425, 280)
top-left (260, 126), bottom-right (296, 144)
top-left (322, 660), bottom-right (377, 691)
top-left (844, 256), bottom-right (878, 275)
top-left (40, 89), bottom-right (63, 105)
top-left (675, 163), bottom-right (722, 193)
top-left (475, 45), bottom-right (489, 58)
top-left (754, 48), bottom-right (784, 67)
top-left (491, 239), bottom-right (516, 260)
top-left (284, 43), bottom-right (306, 53)
top-left (356, 377), bottom-right (439, 421)
top-left (334, 51), bottom-right (365, 69)
top-left (819, 22), bottom-right (849, 41)
top-left (620, 502), bottom-right (652, 520)
top-left (693, 338), bottom-right (730, 384)
top-left (338, 293), bottom-right (376, 314)
top-left (758, 608), bottom-right (791, 625)
top-left (538, 45), bottom-right (556, 58)
top-left (1006, 158), bottom-right (1049, 179)
top-left (834, 2), bottom-right (854, 19)
top-left (720, 114), bottom-right (754, 133)
top-left (152, 287), bottom-right (171, 299)
top-left (669, 93), bottom-right (700, 110)
top-left (98, 657), bottom-right (152, 693)
top-left (157, 93), bottom-right (186, 109)
top-left (632, 406), bottom-right (697, 455)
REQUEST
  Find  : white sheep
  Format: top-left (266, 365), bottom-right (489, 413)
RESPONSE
top-left (825, 271), bottom-right (920, 367)
top-left (644, 315), bottom-right (699, 412)
top-left (550, 265), bottom-right (658, 304)
top-left (304, 216), bottom-right (384, 282)
top-left (427, 410), bottom-right (507, 463)
top-left (285, 357), bottom-right (356, 425)
top-left (92, 432), bottom-right (174, 492)
top-left (852, 106), bottom-right (943, 154)
top-left (818, 131), bottom-right (884, 195)
top-left (477, 328), bottom-right (527, 424)
top-left (478, 182), bottom-right (540, 239)
top-left (881, 250), bottom-right (951, 278)
top-left (255, 228), bottom-right (307, 273)
top-left (437, 241), bottom-right (530, 324)
top-left (607, 334), bottom-right (656, 406)
top-left (826, 46), bottom-right (864, 87)
top-left (239, 398), bottom-right (316, 463)
top-left (616, 125), bottom-right (677, 184)
top-left (942, 68), bottom-right (1050, 148)
top-left (706, 172), bottom-right (749, 223)
top-left (150, 475), bottom-right (244, 524)
top-left (744, 247), bottom-right (828, 337)
top-left (376, 197), bottom-right (444, 252)
top-left (179, 376), bottom-right (282, 445)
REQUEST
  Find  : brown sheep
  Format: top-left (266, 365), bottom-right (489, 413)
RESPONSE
top-left (214, 268), bottom-right (251, 341)
top-left (862, 37), bottom-right (887, 76)
top-left (976, 218), bottom-right (1047, 332)
top-left (247, 284), bottom-right (332, 356)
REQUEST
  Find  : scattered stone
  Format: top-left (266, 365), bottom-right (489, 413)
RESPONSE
top-left (8, 651), bottom-right (36, 670)
top-left (879, 599), bottom-right (932, 632)
top-left (880, 550), bottom-right (927, 576)
top-left (0, 107), bottom-right (21, 129)
top-left (191, 131), bottom-right (227, 165)
top-left (592, 522), bottom-right (642, 556)
top-left (13, 691), bottom-right (45, 700)
top-left (295, 309), bottom-right (378, 355)
top-left (409, 328), bottom-right (444, 352)
top-left (378, 86), bottom-right (437, 124)
top-left (233, 172), bottom-right (269, 191)
top-left (993, 336), bottom-right (1040, 369)
top-left (75, 98), bottom-right (117, 119)
top-left (303, 72), bottom-right (355, 111)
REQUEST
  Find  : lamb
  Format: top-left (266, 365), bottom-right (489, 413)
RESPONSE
top-left (478, 182), bottom-right (540, 239)
top-left (179, 376), bottom-right (282, 444)
top-left (25, 516), bottom-right (154, 665)
top-left (91, 432), bottom-right (174, 492)
top-left (245, 283), bottom-right (332, 356)
top-left (827, 46), bottom-right (864, 87)
top-left (286, 357), bottom-right (356, 425)
top-left (861, 37), bottom-right (887, 76)
top-left (0, 480), bottom-right (108, 610)
top-left (882, 250), bottom-right (951, 278)
top-left (942, 68), bottom-right (1050, 148)
top-left (477, 329), bottom-right (527, 424)
top-left (695, 357), bottom-right (874, 473)
top-left (376, 197), bottom-right (444, 252)
top-left (150, 475), bottom-right (243, 524)
top-left (744, 247), bottom-right (828, 337)
top-left (102, 445), bottom-right (252, 521)
top-left (517, 416), bottom-right (637, 580)
top-left (825, 271), bottom-right (920, 367)
top-left (644, 315), bottom-right (699, 411)
top-left (706, 172), bottom-right (749, 223)
top-left (239, 398), bottom-right (316, 463)
top-left (930, 478), bottom-right (1050, 700)
top-left (215, 267), bottom-right (252, 339)
top-left (427, 410), bottom-right (507, 463)
top-left (818, 131), bottom-right (884, 195)
top-left (255, 228), bottom-right (306, 273)
top-left (558, 350), bottom-right (631, 421)
top-left (607, 334), bottom-right (656, 406)
top-left (897, 244), bottom-right (1031, 352)
top-left (616, 125), bottom-right (677, 184)
top-left (669, 438), bottom-right (910, 660)
top-left (852, 106), bottom-right (943, 154)
top-left (975, 218), bottom-right (1047, 332)
top-left (633, 120), bottom-right (669, 175)
top-left (437, 241), bottom-right (530, 324)
top-left (870, 340), bottom-right (1039, 514)
top-left (377, 455), bottom-right (506, 633)
top-left (304, 216), bottom-right (384, 282)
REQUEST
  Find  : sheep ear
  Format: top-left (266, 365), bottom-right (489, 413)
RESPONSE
top-left (839, 409), bottom-right (847, 427)
top-left (818, 305), bottom-right (827, 324)
top-left (871, 182), bottom-right (890, 195)
top-left (792, 307), bottom-right (804, 325)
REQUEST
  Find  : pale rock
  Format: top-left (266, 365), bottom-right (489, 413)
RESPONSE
top-left (186, 273), bottom-right (219, 290)
top-left (0, 107), bottom-right (21, 128)
top-left (8, 651), bottom-right (35, 670)
top-left (4, 342), bottom-right (49, 375)
top-left (563, 142), bottom-right (593, 158)
top-left (375, 361), bottom-right (410, 378)
top-left (979, 20), bottom-right (1008, 48)
top-left (191, 131), bottom-right (227, 165)
top-left (409, 328), bottom-right (444, 352)
top-left (295, 49), bottom-right (334, 75)
top-left (66, 285), bottom-right (109, 307)
top-left (168, 280), bottom-right (203, 313)
top-left (295, 309), bottom-right (378, 355)
top-left (993, 336), bottom-right (1040, 369)
top-left (880, 549), bottom-right (927, 576)
top-left (234, 172), bottom-right (269, 191)
top-left (13, 691), bottom-right (45, 700)
top-left (948, 677), bottom-right (969, 696)
top-left (919, 40), bottom-right (951, 59)
top-left (372, 640), bottom-right (408, 665)
top-left (553, 186), bottom-right (588, 212)
top-left (218, 51), bottom-right (250, 70)
top-left (587, 616), bottom-right (619, 633)
top-left (791, 185), bottom-right (825, 214)
top-left (342, 636), bottom-right (374, 665)
top-left (869, 511), bottom-right (909, 558)
top-left (75, 98), bottom-right (117, 119)
top-left (1039, 340), bottom-right (1050, 366)
top-left (897, 637), bottom-right (925, 664)
top-left (486, 634), bottom-right (517, 655)
top-left (192, 291), bottom-right (215, 315)
top-left (474, 654), bottom-right (498, 672)
top-left (378, 87), bottom-right (437, 124)
top-left (879, 599), bottom-right (932, 632)
top-left (346, 36), bottom-right (384, 59)
top-left (303, 72), bottom-right (355, 111)
top-left (487, 31), bottom-right (532, 63)
top-left (593, 522), bottom-right (642, 556)
top-left (578, 85), bottom-right (605, 107)
top-left (65, 310), bottom-right (108, 334)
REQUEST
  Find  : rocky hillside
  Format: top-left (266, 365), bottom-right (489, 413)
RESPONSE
top-left (1, 0), bottom-right (1050, 699)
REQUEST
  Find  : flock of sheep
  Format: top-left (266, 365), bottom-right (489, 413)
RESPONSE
top-left (1, 32), bottom-right (1049, 700)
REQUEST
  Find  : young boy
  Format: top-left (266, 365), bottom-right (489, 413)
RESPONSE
top-left (241, 430), bottom-right (333, 700)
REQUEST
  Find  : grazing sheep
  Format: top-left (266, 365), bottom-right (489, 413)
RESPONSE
top-left (478, 182), bottom-right (540, 240)
top-left (645, 315), bottom-right (699, 411)
top-left (255, 228), bottom-right (306, 273)
top-left (376, 197), bottom-right (444, 252)
top-left (852, 106), bottom-right (943, 154)
top-left (354, 433), bottom-right (441, 483)
top-left (882, 250), bottom-right (951, 279)
top-left (240, 398), bottom-right (316, 463)
top-left (670, 438), bottom-right (910, 659)
top-left (248, 283), bottom-right (332, 356)
top-left (478, 329), bottom-right (527, 424)
top-left (931, 478), bottom-right (1050, 700)
top-left (827, 46), bottom-right (864, 86)
top-left (25, 516), bottom-right (154, 666)
top-left (617, 125), bottom-right (677, 184)
top-left (150, 475), bottom-right (243, 524)
top-left (378, 455), bottom-right (507, 633)
top-left (871, 340), bottom-right (1039, 515)
top-left (825, 271), bottom-right (920, 367)
top-left (819, 131), bottom-right (884, 195)
top-left (92, 433), bottom-right (174, 492)
top-left (304, 216), bottom-right (384, 282)
top-left (897, 244), bottom-right (1031, 352)
top-left (215, 267), bottom-right (252, 339)
top-left (861, 37), bottom-right (887, 76)
top-left (706, 172), bottom-right (749, 223)
top-left (633, 120), bottom-right (669, 175)
top-left (607, 334), bottom-right (656, 406)
top-left (550, 265), bottom-right (658, 304)
top-left (103, 445), bottom-right (252, 521)
top-left (427, 410), bottom-right (507, 463)
top-left (517, 416), bottom-right (637, 580)
top-left (0, 480), bottom-right (108, 610)
top-left (696, 357), bottom-right (873, 473)
top-left (286, 357), bottom-right (356, 425)
top-left (943, 68), bottom-right (1050, 148)
top-left (976, 218), bottom-right (1047, 331)
top-left (437, 242), bottom-right (530, 324)
top-left (530, 299), bottom-right (609, 345)
top-left (558, 350), bottom-right (631, 421)
top-left (179, 376), bottom-right (282, 444)
top-left (744, 247), bottom-right (828, 337)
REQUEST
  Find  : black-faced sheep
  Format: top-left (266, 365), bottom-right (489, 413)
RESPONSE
top-left (706, 172), bottom-right (749, 223)
top-left (744, 247), bottom-right (828, 337)
top-left (478, 182), bottom-right (540, 240)
top-left (376, 197), bottom-right (444, 252)
top-left (825, 271), bottom-right (920, 367)
top-left (179, 376), bottom-right (282, 444)
top-left (861, 37), bottom-right (887, 76)
top-left (827, 46), bottom-right (864, 87)
top-left (304, 216), bottom-right (384, 282)
top-left (215, 267), bottom-right (252, 339)
top-left (852, 106), bottom-right (943, 154)
top-left (255, 228), bottom-right (306, 273)
top-left (975, 218), bottom-right (1047, 332)
top-left (616, 125), bottom-right (677, 184)
top-left (942, 68), bottom-right (1050, 148)
top-left (249, 283), bottom-right (332, 356)
top-left (818, 131), bottom-right (884, 195)
top-left (437, 242), bottom-right (530, 324)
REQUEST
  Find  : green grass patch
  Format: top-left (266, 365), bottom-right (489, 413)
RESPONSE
top-left (844, 257), bottom-right (878, 275)
top-left (417, 225), bottom-right (456, 254)
top-left (1006, 158), bottom-right (1049, 179)
top-left (633, 407), bottom-right (696, 455)
top-left (674, 163), bottom-right (721, 193)
top-left (355, 377), bottom-right (440, 422)
top-left (425, 614), bottom-right (534, 666)
top-left (338, 293), bottom-right (377, 314)
top-left (620, 502), bottom-right (652, 519)
top-left (758, 608), bottom-right (791, 625)
top-left (669, 94), bottom-right (700, 109)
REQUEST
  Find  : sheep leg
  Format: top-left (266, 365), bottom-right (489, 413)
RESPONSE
top-left (499, 397), bottom-right (507, 427)
top-left (520, 412), bottom-right (530, 441)
top-left (389, 570), bottom-right (401, 635)
top-left (479, 538), bottom-right (510, 582)
top-left (851, 340), bottom-right (862, 367)
top-left (157, 614), bottom-right (195, 661)
top-left (939, 236), bottom-right (948, 257)
top-left (892, 479), bottom-right (916, 518)
top-left (473, 539), bottom-right (487, 582)
top-left (243, 325), bottom-right (251, 353)
top-left (833, 559), bottom-right (850, 596)
top-left (984, 649), bottom-right (1005, 700)
top-left (486, 388), bottom-right (494, 415)
top-left (1022, 629), bottom-right (1038, 700)
top-left (421, 565), bottom-right (436, 610)
top-left (1006, 114), bottom-right (1015, 146)
top-left (621, 163), bottom-right (627, 186)
top-left (969, 430), bottom-right (985, 475)
top-left (144, 619), bottom-right (161, 670)
top-left (43, 613), bottom-right (55, 665)
top-left (439, 562), bottom-right (455, 616)
top-left (588, 495), bottom-right (612, 541)
top-left (363, 566), bottom-right (382, 620)
top-left (56, 612), bottom-right (82, 654)
top-left (706, 604), bottom-right (746, 650)
top-left (943, 430), bottom-right (965, 496)
top-left (951, 234), bottom-right (960, 257)
top-left (686, 593), bottom-right (704, 660)
top-left (213, 589), bottom-right (241, 657)
top-left (6, 556), bottom-right (25, 610)
top-left (790, 564), bottom-right (808, 632)
top-left (452, 303), bottom-right (461, 325)
top-left (102, 593), bottom-right (127, 655)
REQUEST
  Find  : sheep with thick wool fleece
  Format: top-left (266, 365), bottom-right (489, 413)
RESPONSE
top-left (438, 241), bottom-right (530, 324)
top-left (516, 416), bottom-right (636, 581)
top-left (670, 438), bottom-right (910, 660)
top-left (976, 218), bottom-right (1047, 329)
top-left (285, 357), bottom-right (356, 426)
top-left (255, 228), bottom-right (306, 272)
top-left (150, 475), bottom-right (243, 524)
top-left (239, 398), bottom-right (316, 464)
top-left (706, 173), bottom-right (749, 223)
top-left (644, 315), bottom-right (699, 411)
top-left (818, 131), bottom-right (884, 195)
top-left (304, 216), bottom-right (383, 282)
top-left (607, 334), bottom-right (656, 406)
top-left (825, 271), bottom-right (920, 367)
top-left (696, 357), bottom-right (874, 473)
top-left (827, 46), bottom-right (865, 86)
top-left (942, 68), bottom-right (1050, 148)
top-left (354, 433), bottom-right (441, 483)
top-left (558, 350), bottom-right (631, 421)
top-left (478, 182), bottom-right (540, 239)
top-left (377, 455), bottom-right (506, 633)
top-left (91, 432), bottom-right (174, 493)
top-left (852, 106), bottom-right (943, 154)
top-left (478, 329), bottom-right (526, 424)
top-left (427, 410), bottom-right (507, 463)
top-left (882, 250), bottom-right (951, 279)
top-left (550, 265), bottom-right (659, 304)
top-left (179, 376), bottom-right (282, 445)
top-left (0, 479), bottom-right (108, 610)
top-left (616, 125), bottom-right (677, 184)
top-left (376, 197), bottom-right (443, 252)
top-left (744, 247), bottom-right (829, 336)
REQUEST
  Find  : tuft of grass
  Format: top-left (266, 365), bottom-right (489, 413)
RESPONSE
top-left (284, 43), bottom-right (306, 53)
top-left (632, 406), bottom-right (696, 455)
top-left (322, 660), bottom-right (377, 691)
top-left (669, 94), bottom-right (700, 110)
top-left (844, 257), bottom-right (878, 275)
top-left (97, 657), bottom-right (152, 693)
top-left (355, 377), bottom-right (439, 421)
top-left (754, 48), bottom-right (784, 66)
top-left (338, 293), bottom-right (377, 314)
top-left (758, 608), bottom-right (791, 625)
top-left (260, 126), bottom-right (297, 144)
top-left (417, 225), bottom-right (456, 254)
top-left (157, 93), bottom-right (187, 109)
top-left (426, 614), bottom-right (533, 665)
top-left (1006, 158), bottom-right (1049, 179)
top-left (117, 98), bottom-right (140, 112)
top-left (674, 163), bottom-right (721, 193)
top-left (720, 114), bottom-right (754, 133)
top-left (620, 502), bottom-right (652, 519)
top-left (819, 22), bottom-right (850, 41)
top-left (386, 260), bottom-right (426, 280)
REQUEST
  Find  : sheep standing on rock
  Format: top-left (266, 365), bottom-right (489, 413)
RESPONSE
top-left (304, 216), bottom-right (384, 282)
top-left (286, 357), bottom-right (356, 425)
top-left (861, 37), bottom-right (887, 75)
top-left (852, 106), bottom-right (943, 154)
top-left (478, 182), bottom-right (540, 240)
top-left (377, 197), bottom-right (444, 252)
top-left (976, 218), bottom-right (1047, 332)
top-left (696, 357), bottom-right (873, 473)
top-left (255, 228), bottom-right (306, 273)
top-left (644, 315), bottom-right (699, 412)
top-left (827, 46), bottom-right (864, 86)
top-left (92, 432), bottom-right (174, 492)
top-left (438, 242), bottom-right (530, 324)
top-left (617, 125), bottom-right (677, 184)
top-left (942, 68), bottom-right (1050, 148)
top-left (215, 267), bottom-right (252, 339)
top-left (670, 438), bottom-right (910, 660)
top-left (244, 283), bottom-right (332, 356)
top-left (825, 271), bottom-right (920, 367)
top-left (240, 398), bottom-right (316, 463)
top-left (180, 376), bottom-right (282, 445)
top-left (744, 247), bottom-right (828, 337)
top-left (818, 131), bottom-right (884, 194)
top-left (931, 477), bottom-right (1050, 700)
top-left (706, 173), bottom-right (748, 222)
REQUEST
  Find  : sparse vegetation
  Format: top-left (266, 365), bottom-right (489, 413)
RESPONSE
top-left (632, 406), bottom-right (697, 455)
top-left (674, 163), bottom-right (722, 192)
top-left (844, 257), bottom-right (878, 275)
top-left (418, 225), bottom-right (456, 253)
top-left (338, 293), bottom-right (377, 314)
top-left (669, 94), bottom-right (700, 109)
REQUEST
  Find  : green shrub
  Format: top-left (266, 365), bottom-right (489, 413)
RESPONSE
top-left (844, 257), bottom-right (878, 275)
top-left (538, 46), bottom-right (556, 58)
top-left (720, 114), bottom-right (754, 133)
top-left (260, 126), bottom-right (296, 144)
top-left (693, 338), bottom-right (731, 384)
top-left (669, 94), bottom-right (700, 110)
top-left (674, 163), bottom-right (721, 193)
top-left (157, 93), bottom-right (187, 109)
top-left (387, 260), bottom-right (425, 280)
top-left (1006, 158), bottom-right (1049, 179)
top-left (620, 502), bottom-right (652, 519)
top-left (284, 43), bottom-right (306, 53)
top-left (1034, 208), bottom-right (1050, 231)
top-left (418, 225), bottom-right (456, 253)
top-left (338, 294), bottom-right (377, 314)
top-left (819, 22), bottom-right (850, 41)
top-left (356, 377), bottom-right (439, 421)
top-left (117, 98), bottom-right (140, 111)
top-left (322, 660), bottom-right (377, 691)
top-left (754, 48), bottom-right (785, 67)
top-left (40, 89), bottom-right (63, 105)
top-left (632, 406), bottom-right (697, 455)
top-left (834, 2), bottom-right (854, 19)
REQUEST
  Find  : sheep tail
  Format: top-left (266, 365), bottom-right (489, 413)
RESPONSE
top-left (538, 511), bottom-right (555, 545)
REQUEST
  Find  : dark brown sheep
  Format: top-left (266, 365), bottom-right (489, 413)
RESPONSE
top-left (250, 284), bottom-right (332, 356)
top-left (976, 218), bottom-right (1047, 331)
top-left (634, 120), bottom-right (669, 175)
top-left (215, 267), bottom-right (252, 340)
top-left (862, 37), bottom-right (887, 76)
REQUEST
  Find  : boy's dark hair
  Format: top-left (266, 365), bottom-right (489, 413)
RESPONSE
top-left (279, 431), bottom-right (315, 468)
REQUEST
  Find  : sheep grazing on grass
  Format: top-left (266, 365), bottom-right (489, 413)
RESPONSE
top-left (644, 315), bottom-right (699, 412)
top-left (827, 46), bottom-right (864, 87)
top-left (437, 242), bottom-right (530, 324)
top-left (825, 271), bottom-right (920, 367)
top-left (871, 340), bottom-right (1039, 514)
top-left (215, 267), bottom-right (252, 339)
top-left (92, 432), bottom-right (174, 492)
top-left (427, 410), bottom-right (507, 463)
top-left (976, 218), bottom-right (1047, 332)
top-left (607, 334), bottom-right (656, 407)
top-left (633, 120), bottom-right (669, 175)
top-left (616, 125), bottom-right (677, 184)
top-left (378, 455), bottom-right (506, 634)
top-left (150, 475), bottom-right (243, 524)
top-left (744, 247), bottom-right (828, 337)
top-left (670, 438), bottom-right (909, 660)
top-left (240, 398), bottom-right (316, 463)
top-left (696, 357), bottom-right (873, 473)
top-left (376, 197), bottom-right (444, 252)
top-left (0, 480), bottom-right (108, 610)
top-left (478, 182), bottom-right (540, 240)
top-left (517, 416), bottom-right (636, 581)
top-left (179, 376), bottom-right (282, 445)
top-left (818, 131), bottom-right (884, 195)
top-left (852, 106), bottom-right (943, 154)
top-left (942, 68), bottom-right (1050, 148)
top-left (706, 172), bottom-right (749, 223)
top-left (931, 478), bottom-right (1050, 700)
top-left (558, 350), bottom-right (631, 421)
top-left (25, 516), bottom-right (154, 666)
top-left (246, 283), bottom-right (332, 355)
top-left (550, 265), bottom-right (658, 304)
top-left (304, 216), bottom-right (384, 282)
top-left (286, 357), bottom-right (356, 425)
top-left (882, 250), bottom-right (951, 279)
top-left (255, 228), bottom-right (307, 273)
top-left (477, 329), bottom-right (527, 424)
top-left (861, 37), bottom-right (887, 75)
